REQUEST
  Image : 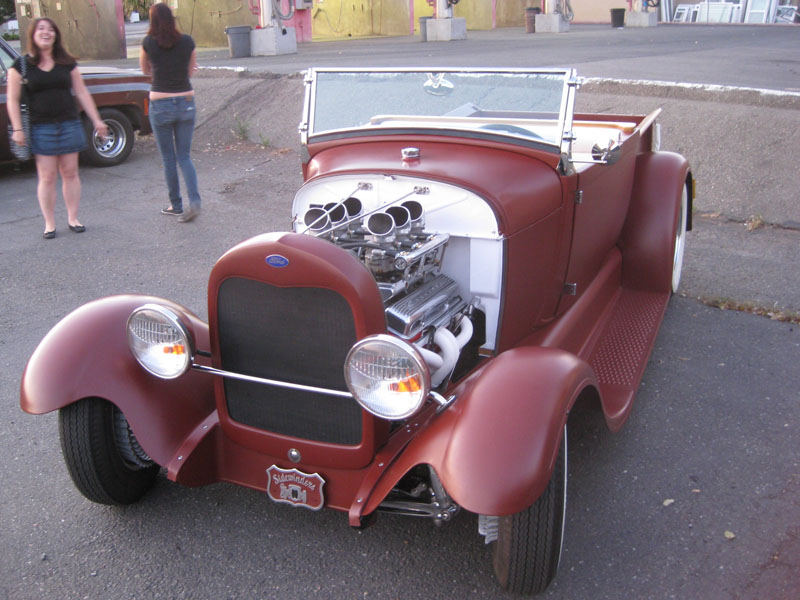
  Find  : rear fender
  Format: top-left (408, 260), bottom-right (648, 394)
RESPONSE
top-left (367, 347), bottom-right (597, 517)
top-left (620, 152), bottom-right (691, 292)
top-left (20, 295), bottom-right (215, 466)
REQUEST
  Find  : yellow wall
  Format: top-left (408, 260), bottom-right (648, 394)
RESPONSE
top-left (174, 0), bottom-right (416, 46)
top-left (173, 0), bottom-right (259, 47)
top-left (497, 1), bottom-right (540, 28)
top-left (311, 0), bottom-right (411, 40)
top-left (412, 0), bottom-right (434, 34)
top-left (176, 0), bottom-right (639, 46)
top-left (572, 0), bottom-right (632, 23)
top-left (453, 0), bottom-right (492, 30)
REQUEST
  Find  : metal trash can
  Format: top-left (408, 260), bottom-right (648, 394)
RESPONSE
top-left (525, 7), bottom-right (542, 33)
top-left (419, 16), bottom-right (431, 42)
top-left (610, 8), bottom-right (626, 28)
top-left (225, 25), bottom-right (251, 58)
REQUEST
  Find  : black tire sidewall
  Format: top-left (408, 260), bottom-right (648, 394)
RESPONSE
top-left (492, 431), bottom-right (567, 594)
top-left (58, 398), bottom-right (158, 505)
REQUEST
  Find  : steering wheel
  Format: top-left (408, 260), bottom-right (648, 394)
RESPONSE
top-left (479, 123), bottom-right (544, 140)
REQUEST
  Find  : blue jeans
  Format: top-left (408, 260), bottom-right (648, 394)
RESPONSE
top-left (149, 97), bottom-right (201, 211)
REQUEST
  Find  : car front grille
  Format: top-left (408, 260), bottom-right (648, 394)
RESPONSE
top-left (216, 277), bottom-right (362, 445)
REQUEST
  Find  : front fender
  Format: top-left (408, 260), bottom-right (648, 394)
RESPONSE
top-left (20, 295), bottom-right (215, 467)
top-left (366, 346), bottom-right (597, 517)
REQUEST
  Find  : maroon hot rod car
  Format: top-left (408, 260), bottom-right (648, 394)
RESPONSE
top-left (0, 37), bottom-right (151, 166)
top-left (21, 68), bottom-right (692, 594)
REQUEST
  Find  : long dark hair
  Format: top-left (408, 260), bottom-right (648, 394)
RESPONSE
top-left (27, 17), bottom-right (76, 66)
top-left (148, 2), bottom-right (181, 48)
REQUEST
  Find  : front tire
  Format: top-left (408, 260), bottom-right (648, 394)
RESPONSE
top-left (491, 428), bottom-right (567, 595)
top-left (82, 108), bottom-right (135, 167)
top-left (59, 398), bottom-right (158, 505)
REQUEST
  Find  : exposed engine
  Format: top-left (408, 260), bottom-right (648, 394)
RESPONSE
top-left (299, 191), bottom-right (483, 388)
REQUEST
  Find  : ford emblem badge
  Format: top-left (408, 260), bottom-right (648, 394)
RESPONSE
top-left (265, 254), bottom-right (289, 268)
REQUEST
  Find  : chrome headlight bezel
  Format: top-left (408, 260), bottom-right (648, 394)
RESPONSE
top-left (344, 334), bottom-right (431, 420)
top-left (126, 304), bottom-right (194, 379)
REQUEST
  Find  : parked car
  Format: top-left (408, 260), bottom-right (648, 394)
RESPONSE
top-left (21, 68), bottom-right (693, 595)
top-left (0, 37), bottom-right (151, 166)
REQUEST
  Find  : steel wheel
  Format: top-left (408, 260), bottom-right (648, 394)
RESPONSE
top-left (82, 108), bottom-right (134, 167)
top-left (491, 427), bottom-right (567, 595)
top-left (671, 183), bottom-right (689, 294)
top-left (59, 398), bottom-right (158, 505)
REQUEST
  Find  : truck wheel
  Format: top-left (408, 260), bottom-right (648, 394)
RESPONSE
top-left (82, 108), bottom-right (134, 167)
top-left (59, 398), bottom-right (158, 505)
top-left (491, 428), bottom-right (567, 595)
top-left (671, 182), bottom-right (689, 294)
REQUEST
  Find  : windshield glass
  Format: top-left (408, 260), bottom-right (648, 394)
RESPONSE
top-left (307, 69), bottom-right (574, 147)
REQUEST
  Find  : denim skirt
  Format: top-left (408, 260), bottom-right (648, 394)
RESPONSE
top-left (30, 118), bottom-right (88, 156)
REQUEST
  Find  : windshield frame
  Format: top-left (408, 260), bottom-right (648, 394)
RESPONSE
top-left (300, 67), bottom-right (578, 157)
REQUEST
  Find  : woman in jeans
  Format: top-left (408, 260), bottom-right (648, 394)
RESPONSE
top-left (6, 18), bottom-right (109, 239)
top-left (140, 2), bottom-right (201, 223)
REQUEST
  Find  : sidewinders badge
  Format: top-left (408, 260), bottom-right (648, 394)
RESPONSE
top-left (266, 465), bottom-right (325, 511)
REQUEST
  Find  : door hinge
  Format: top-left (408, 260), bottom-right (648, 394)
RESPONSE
top-left (574, 190), bottom-right (583, 204)
top-left (562, 282), bottom-right (577, 296)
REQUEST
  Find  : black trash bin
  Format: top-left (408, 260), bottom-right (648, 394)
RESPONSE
top-left (525, 7), bottom-right (541, 34)
top-left (225, 25), bottom-right (251, 58)
top-left (610, 8), bottom-right (626, 28)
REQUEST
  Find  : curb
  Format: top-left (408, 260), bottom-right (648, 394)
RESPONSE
top-left (581, 77), bottom-right (800, 110)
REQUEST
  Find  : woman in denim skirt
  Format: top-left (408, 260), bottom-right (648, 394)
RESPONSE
top-left (139, 3), bottom-right (201, 223)
top-left (6, 18), bottom-right (109, 239)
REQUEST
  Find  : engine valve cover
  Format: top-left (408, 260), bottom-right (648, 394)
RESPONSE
top-left (386, 274), bottom-right (466, 340)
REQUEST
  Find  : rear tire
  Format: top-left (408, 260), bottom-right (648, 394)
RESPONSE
top-left (671, 182), bottom-right (689, 294)
top-left (82, 108), bottom-right (134, 167)
top-left (59, 398), bottom-right (158, 505)
top-left (492, 428), bottom-right (567, 595)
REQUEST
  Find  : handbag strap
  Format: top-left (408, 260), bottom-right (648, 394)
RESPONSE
top-left (18, 55), bottom-right (29, 105)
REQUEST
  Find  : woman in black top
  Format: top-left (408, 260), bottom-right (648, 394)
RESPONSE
top-left (6, 17), bottom-right (108, 239)
top-left (139, 2), bottom-right (201, 223)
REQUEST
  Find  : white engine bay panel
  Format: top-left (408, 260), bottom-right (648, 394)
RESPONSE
top-left (292, 173), bottom-right (504, 351)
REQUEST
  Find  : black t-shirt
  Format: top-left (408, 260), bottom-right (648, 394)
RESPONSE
top-left (142, 34), bottom-right (195, 93)
top-left (12, 57), bottom-right (79, 124)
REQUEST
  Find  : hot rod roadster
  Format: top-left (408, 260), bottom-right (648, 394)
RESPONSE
top-left (21, 68), bottom-right (692, 595)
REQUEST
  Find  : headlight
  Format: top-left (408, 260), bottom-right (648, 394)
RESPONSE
top-left (126, 304), bottom-right (194, 379)
top-left (344, 334), bottom-right (430, 420)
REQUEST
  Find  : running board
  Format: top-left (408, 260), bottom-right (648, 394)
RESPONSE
top-left (587, 288), bottom-right (670, 430)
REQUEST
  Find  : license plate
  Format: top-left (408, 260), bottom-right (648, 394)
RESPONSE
top-left (266, 465), bottom-right (325, 511)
